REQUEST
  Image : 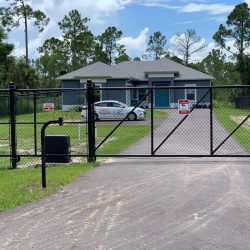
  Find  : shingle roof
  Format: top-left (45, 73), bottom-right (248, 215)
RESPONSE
top-left (56, 62), bottom-right (113, 80)
top-left (57, 58), bottom-right (214, 81)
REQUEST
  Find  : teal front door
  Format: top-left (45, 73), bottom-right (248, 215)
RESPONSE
top-left (155, 88), bottom-right (169, 107)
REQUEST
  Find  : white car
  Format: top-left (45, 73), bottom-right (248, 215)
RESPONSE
top-left (81, 100), bottom-right (146, 121)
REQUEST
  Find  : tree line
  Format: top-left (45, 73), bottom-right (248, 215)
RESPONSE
top-left (0, 0), bottom-right (249, 89)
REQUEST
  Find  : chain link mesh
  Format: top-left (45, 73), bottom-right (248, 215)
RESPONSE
top-left (0, 85), bottom-right (249, 169)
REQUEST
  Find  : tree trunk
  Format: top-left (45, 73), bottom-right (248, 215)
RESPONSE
top-left (24, 13), bottom-right (28, 66)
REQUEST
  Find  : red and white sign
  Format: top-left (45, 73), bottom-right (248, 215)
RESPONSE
top-left (43, 103), bottom-right (54, 112)
top-left (178, 99), bottom-right (190, 115)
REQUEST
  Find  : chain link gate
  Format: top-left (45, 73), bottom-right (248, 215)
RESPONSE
top-left (87, 84), bottom-right (250, 158)
top-left (0, 83), bottom-right (249, 170)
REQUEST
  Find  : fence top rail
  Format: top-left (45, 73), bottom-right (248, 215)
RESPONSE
top-left (94, 85), bottom-right (250, 90)
top-left (0, 84), bottom-right (249, 92)
top-left (0, 90), bottom-right (10, 93)
top-left (0, 88), bottom-right (87, 93)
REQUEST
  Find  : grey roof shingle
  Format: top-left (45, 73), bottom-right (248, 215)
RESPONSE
top-left (57, 58), bottom-right (214, 81)
top-left (56, 62), bottom-right (113, 80)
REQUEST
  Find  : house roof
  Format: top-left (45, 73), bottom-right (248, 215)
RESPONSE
top-left (57, 58), bottom-right (214, 81)
top-left (57, 62), bottom-right (113, 80)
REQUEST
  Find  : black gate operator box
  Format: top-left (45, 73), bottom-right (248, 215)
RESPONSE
top-left (45, 135), bottom-right (71, 163)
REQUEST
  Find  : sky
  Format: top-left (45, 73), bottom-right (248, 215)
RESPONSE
top-left (0, 0), bottom-right (249, 62)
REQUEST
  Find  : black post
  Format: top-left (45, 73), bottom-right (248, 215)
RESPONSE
top-left (151, 89), bottom-right (154, 155)
top-left (34, 94), bottom-right (37, 155)
top-left (87, 80), bottom-right (96, 162)
top-left (41, 117), bottom-right (63, 188)
top-left (210, 86), bottom-right (213, 156)
top-left (9, 82), bottom-right (17, 169)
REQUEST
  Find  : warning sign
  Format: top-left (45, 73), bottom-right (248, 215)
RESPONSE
top-left (43, 103), bottom-right (54, 112)
top-left (178, 99), bottom-right (190, 115)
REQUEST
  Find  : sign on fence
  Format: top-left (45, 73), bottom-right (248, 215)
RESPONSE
top-left (43, 103), bottom-right (54, 112)
top-left (178, 99), bottom-right (190, 115)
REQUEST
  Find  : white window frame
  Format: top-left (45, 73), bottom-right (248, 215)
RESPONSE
top-left (133, 85), bottom-right (149, 101)
top-left (185, 84), bottom-right (196, 102)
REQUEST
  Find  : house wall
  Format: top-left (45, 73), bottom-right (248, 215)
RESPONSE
top-left (62, 79), bottom-right (108, 110)
top-left (102, 79), bottom-right (127, 103)
top-left (149, 77), bottom-right (174, 107)
top-left (132, 78), bottom-right (211, 108)
top-left (173, 80), bottom-right (211, 107)
top-left (62, 80), bottom-right (85, 111)
top-left (61, 78), bottom-right (211, 110)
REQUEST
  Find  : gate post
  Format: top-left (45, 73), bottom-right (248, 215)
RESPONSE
top-left (210, 86), bottom-right (213, 156)
top-left (86, 80), bottom-right (96, 162)
top-left (150, 89), bottom-right (154, 155)
top-left (9, 82), bottom-right (18, 169)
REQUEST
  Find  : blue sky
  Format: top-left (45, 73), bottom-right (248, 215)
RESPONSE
top-left (0, 0), bottom-right (248, 62)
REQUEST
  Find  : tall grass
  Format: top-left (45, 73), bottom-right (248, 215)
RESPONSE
top-left (0, 93), bottom-right (62, 117)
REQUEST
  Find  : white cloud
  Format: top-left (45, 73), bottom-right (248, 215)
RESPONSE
top-left (174, 21), bottom-right (194, 25)
top-left (119, 27), bottom-right (149, 56)
top-left (135, 1), bottom-right (234, 15)
top-left (7, 0), bottom-right (134, 59)
top-left (5, 0), bottom-right (238, 60)
top-left (32, 0), bottom-right (55, 14)
top-left (169, 33), bottom-right (210, 62)
top-left (204, 15), bottom-right (227, 23)
top-left (136, 1), bottom-right (179, 10)
top-left (191, 42), bottom-right (216, 62)
top-left (12, 41), bottom-right (26, 58)
top-left (179, 3), bottom-right (235, 15)
top-left (9, 18), bottom-right (59, 59)
top-left (56, 0), bottom-right (131, 16)
top-left (169, 36), bottom-right (246, 63)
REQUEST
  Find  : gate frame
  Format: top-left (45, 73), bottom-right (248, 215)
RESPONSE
top-left (0, 84), bottom-right (249, 170)
top-left (92, 84), bottom-right (250, 159)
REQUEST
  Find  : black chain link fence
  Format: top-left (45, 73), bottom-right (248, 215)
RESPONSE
top-left (0, 84), bottom-right (249, 169)
top-left (0, 87), bottom-right (88, 170)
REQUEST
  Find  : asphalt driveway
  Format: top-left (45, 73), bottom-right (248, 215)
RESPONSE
top-left (0, 157), bottom-right (250, 250)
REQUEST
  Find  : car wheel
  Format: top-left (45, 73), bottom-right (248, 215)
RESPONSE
top-left (94, 113), bottom-right (99, 121)
top-left (128, 112), bottom-right (137, 121)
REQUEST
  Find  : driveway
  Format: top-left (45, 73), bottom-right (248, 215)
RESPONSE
top-left (123, 109), bottom-right (248, 156)
top-left (0, 157), bottom-right (250, 249)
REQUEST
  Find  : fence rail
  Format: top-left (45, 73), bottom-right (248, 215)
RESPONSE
top-left (0, 82), bottom-right (249, 169)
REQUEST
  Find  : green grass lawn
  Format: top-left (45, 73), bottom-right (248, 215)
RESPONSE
top-left (0, 110), bottom-right (82, 123)
top-left (145, 109), bottom-right (168, 119)
top-left (0, 163), bottom-right (96, 212)
top-left (0, 123), bottom-right (152, 169)
top-left (96, 125), bottom-right (153, 155)
top-left (0, 110), bottom-right (162, 168)
top-left (214, 103), bottom-right (250, 151)
top-left (0, 110), bottom-right (159, 212)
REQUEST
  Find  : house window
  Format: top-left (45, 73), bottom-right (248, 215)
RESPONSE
top-left (132, 89), bottom-right (138, 99)
top-left (185, 84), bottom-right (196, 102)
top-left (131, 88), bottom-right (148, 101)
top-left (138, 89), bottom-right (147, 101)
